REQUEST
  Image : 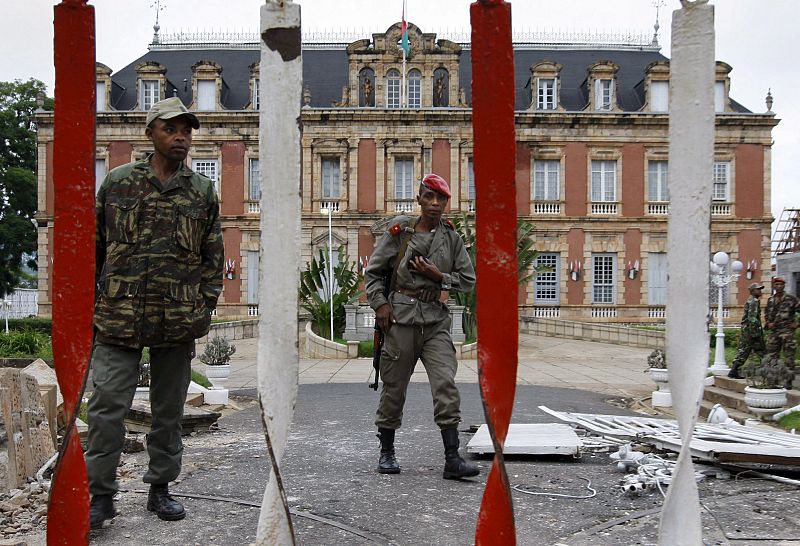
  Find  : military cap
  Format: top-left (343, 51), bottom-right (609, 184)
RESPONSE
top-left (772, 276), bottom-right (786, 283)
top-left (146, 97), bottom-right (200, 129)
top-left (748, 283), bottom-right (764, 290)
top-left (421, 173), bottom-right (451, 198)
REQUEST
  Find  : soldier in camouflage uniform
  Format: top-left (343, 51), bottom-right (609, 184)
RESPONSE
top-left (365, 174), bottom-right (479, 480)
top-left (728, 283), bottom-right (765, 379)
top-left (87, 98), bottom-right (223, 529)
top-left (764, 276), bottom-right (798, 388)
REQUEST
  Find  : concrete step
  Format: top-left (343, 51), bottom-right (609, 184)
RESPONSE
top-left (703, 385), bottom-right (749, 414)
top-left (713, 376), bottom-right (746, 393)
top-left (699, 398), bottom-right (752, 424)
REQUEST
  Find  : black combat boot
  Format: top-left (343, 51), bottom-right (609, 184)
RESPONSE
top-left (727, 364), bottom-right (742, 379)
top-left (376, 428), bottom-right (400, 474)
top-left (146, 484), bottom-right (186, 521)
top-left (441, 428), bottom-right (480, 480)
top-left (89, 494), bottom-right (117, 530)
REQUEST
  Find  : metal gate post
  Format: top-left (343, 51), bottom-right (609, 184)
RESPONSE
top-left (470, 1), bottom-right (518, 543)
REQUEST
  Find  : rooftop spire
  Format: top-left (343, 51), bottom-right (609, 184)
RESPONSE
top-left (652, 0), bottom-right (665, 47)
top-left (151, 0), bottom-right (165, 44)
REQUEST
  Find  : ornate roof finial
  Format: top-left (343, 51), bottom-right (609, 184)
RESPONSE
top-left (766, 88), bottom-right (774, 113)
top-left (651, 0), bottom-right (666, 47)
top-left (151, 0), bottom-right (165, 44)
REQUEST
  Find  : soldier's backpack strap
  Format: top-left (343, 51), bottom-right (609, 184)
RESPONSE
top-left (387, 216), bottom-right (418, 294)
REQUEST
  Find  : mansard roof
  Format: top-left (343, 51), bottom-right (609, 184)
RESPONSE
top-left (107, 40), bottom-right (750, 113)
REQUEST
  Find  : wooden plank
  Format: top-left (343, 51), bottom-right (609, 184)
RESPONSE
top-left (467, 424), bottom-right (582, 456)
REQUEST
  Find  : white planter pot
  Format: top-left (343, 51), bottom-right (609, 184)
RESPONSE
top-left (649, 368), bottom-right (670, 392)
top-left (744, 386), bottom-right (787, 420)
top-left (205, 364), bottom-right (231, 388)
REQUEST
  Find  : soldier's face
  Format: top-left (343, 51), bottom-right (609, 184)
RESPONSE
top-left (146, 117), bottom-right (193, 162)
top-left (774, 282), bottom-right (785, 293)
top-left (417, 187), bottom-right (448, 221)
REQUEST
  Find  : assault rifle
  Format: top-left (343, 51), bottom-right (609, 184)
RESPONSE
top-left (369, 323), bottom-right (383, 390)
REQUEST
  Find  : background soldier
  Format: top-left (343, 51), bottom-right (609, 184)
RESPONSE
top-left (728, 282), bottom-right (765, 378)
top-left (764, 276), bottom-right (798, 388)
top-left (87, 98), bottom-right (223, 528)
top-left (365, 173), bottom-right (479, 480)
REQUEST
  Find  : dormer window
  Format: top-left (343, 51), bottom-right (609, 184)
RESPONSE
top-left (530, 61), bottom-right (562, 111)
top-left (714, 81), bottom-right (726, 113)
top-left (650, 81), bottom-right (669, 112)
top-left (141, 80), bottom-right (160, 111)
top-left (587, 61), bottom-right (618, 111)
top-left (135, 61), bottom-right (166, 112)
top-left (645, 61), bottom-right (670, 112)
top-left (714, 62), bottom-right (732, 113)
top-left (595, 79), bottom-right (613, 110)
top-left (387, 69), bottom-right (401, 109)
top-left (538, 79), bottom-right (556, 110)
top-left (249, 62), bottom-right (260, 110)
top-left (190, 60), bottom-right (223, 111)
top-left (96, 62), bottom-right (112, 112)
top-left (197, 80), bottom-right (216, 110)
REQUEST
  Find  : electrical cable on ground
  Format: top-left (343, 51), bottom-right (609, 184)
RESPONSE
top-left (511, 476), bottom-right (596, 499)
top-left (120, 488), bottom-right (390, 545)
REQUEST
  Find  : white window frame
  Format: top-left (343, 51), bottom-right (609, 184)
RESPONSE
top-left (197, 80), bottom-right (216, 111)
top-left (714, 81), bottom-right (725, 113)
top-left (387, 70), bottom-right (401, 109)
top-left (467, 158), bottom-right (475, 201)
top-left (248, 158), bottom-right (261, 201)
top-left (534, 253), bottom-right (560, 304)
top-left (592, 253), bottom-right (616, 305)
top-left (322, 157), bottom-right (341, 199)
top-left (394, 158), bottom-right (414, 200)
top-left (648, 252), bottom-right (668, 305)
top-left (594, 79), bottom-right (613, 110)
top-left (712, 161), bottom-right (730, 201)
top-left (647, 160), bottom-right (669, 202)
top-left (251, 78), bottom-right (260, 110)
top-left (140, 79), bottom-right (160, 112)
top-left (95, 158), bottom-right (107, 194)
top-left (407, 69), bottom-right (421, 109)
top-left (650, 81), bottom-right (669, 112)
top-left (534, 160), bottom-right (560, 201)
top-left (537, 78), bottom-right (556, 110)
top-left (96, 82), bottom-right (106, 112)
top-left (591, 160), bottom-right (617, 202)
top-left (192, 159), bottom-right (220, 194)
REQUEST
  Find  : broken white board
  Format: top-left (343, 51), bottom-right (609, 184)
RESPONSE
top-left (466, 424), bottom-right (582, 456)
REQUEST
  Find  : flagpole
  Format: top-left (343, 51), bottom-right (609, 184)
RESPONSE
top-left (401, 0), bottom-right (407, 108)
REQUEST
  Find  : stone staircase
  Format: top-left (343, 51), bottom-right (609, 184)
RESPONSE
top-left (701, 376), bottom-right (800, 423)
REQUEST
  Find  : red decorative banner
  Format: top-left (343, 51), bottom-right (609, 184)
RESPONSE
top-left (49, 1), bottom-right (95, 544)
top-left (470, 0), bottom-right (518, 544)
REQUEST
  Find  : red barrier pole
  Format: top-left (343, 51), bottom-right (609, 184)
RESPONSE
top-left (470, 1), bottom-right (518, 544)
top-left (48, 1), bottom-right (95, 543)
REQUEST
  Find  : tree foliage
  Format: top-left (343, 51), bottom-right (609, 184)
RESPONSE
top-left (451, 214), bottom-right (550, 341)
top-left (299, 246), bottom-right (363, 339)
top-left (0, 79), bottom-right (52, 297)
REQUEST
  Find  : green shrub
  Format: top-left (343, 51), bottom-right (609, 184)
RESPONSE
top-left (191, 369), bottom-right (212, 389)
top-left (709, 328), bottom-right (739, 349)
top-left (358, 340), bottom-right (374, 358)
top-left (0, 328), bottom-right (52, 358)
top-left (6, 317), bottom-right (52, 334)
top-left (199, 335), bottom-right (236, 366)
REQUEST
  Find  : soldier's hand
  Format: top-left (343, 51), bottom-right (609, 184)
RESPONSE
top-left (375, 304), bottom-right (396, 333)
top-left (409, 256), bottom-right (443, 283)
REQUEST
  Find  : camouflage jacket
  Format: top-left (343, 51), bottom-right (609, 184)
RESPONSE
top-left (739, 296), bottom-right (763, 338)
top-left (764, 291), bottom-right (799, 331)
top-left (94, 156), bottom-right (223, 348)
top-left (365, 216), bottom-right (475, 326)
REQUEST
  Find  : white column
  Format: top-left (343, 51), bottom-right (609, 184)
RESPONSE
top-left (660, 1), bottom-right (715, 545)
top-left (257, 1), bottom-right (301, 543)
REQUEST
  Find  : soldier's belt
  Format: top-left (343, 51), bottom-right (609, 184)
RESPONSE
top-left (396, 287), bottom-right (441, 303)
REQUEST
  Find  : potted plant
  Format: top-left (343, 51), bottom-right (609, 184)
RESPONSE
top-left (199, 335), bottom-right (236, 388)
top-left (646, 348), bottom-right (671, 407)
top-left (742, 354), bottom-right (793, 419)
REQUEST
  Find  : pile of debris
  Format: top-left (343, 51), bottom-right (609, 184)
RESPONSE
top-left (0, 481), bottom-right (49, 540)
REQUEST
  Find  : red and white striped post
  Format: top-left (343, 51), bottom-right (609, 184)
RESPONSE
top-left (470, 1), bottom-right (518, 543)
top-left (48, 1), bottom-right (96, 544)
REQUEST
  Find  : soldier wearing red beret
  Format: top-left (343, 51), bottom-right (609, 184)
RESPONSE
top-left (364, 173), bottom-right (479, 480)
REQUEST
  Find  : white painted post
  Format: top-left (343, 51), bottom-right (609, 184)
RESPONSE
top-left (660, 1), bottom-right (715, 544)
top-left (257, 1), bottom-right (301, 543)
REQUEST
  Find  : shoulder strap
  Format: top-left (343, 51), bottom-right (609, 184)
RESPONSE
top-left (388, 216), bottom-right (418, 293)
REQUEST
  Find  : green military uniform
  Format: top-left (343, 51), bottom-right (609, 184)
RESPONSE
top-left (365, 215), bottom-right (475, 430)
top-left (730, 295), bottom-right (764, 374)
top-left (764, 290), bottom-right (798, 371)
top-left (86, 156), bottom-right (223, 496)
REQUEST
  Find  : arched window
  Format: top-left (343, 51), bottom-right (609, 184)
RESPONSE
top-left (386, 69), bottom-right (401, 109)
top-left (433, 68), bottom-right (449, 107)
top-left (359, 68), bottom-right (375, 107)
top-left (407, 69), bottom-right (421, 108)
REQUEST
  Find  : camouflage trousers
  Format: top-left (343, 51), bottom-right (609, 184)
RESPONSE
top-left (86, 341), bottom-right (193, 496)
top-left (375, 319), bottom-right (461, 431)
top-left (765, 328), bottom-right (797, 369)
top-left (731, 333), bottom-right (765, 371)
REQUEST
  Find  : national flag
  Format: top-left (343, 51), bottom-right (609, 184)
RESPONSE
top-left (400, 0), bottom-right (410, 56)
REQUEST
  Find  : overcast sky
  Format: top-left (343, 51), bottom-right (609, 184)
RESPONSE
top-left (3, 0), bottom-right (798, 241)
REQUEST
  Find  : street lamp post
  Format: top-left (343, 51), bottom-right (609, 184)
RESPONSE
top-left (709, 251), bottom-right (743, 375)
top-left (320, 205), bottom-right (334, 341)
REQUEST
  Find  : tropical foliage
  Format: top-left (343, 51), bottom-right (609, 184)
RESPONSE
top-left (451, 215), bottom-right (549, 341)
top-left (299, 245), bottom-right (363, 339)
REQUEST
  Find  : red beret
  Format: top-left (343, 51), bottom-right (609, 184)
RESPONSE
top-left (421, 173), bottom-right (451, 198)
top-left (773, 276), bottom-right (785, 283)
